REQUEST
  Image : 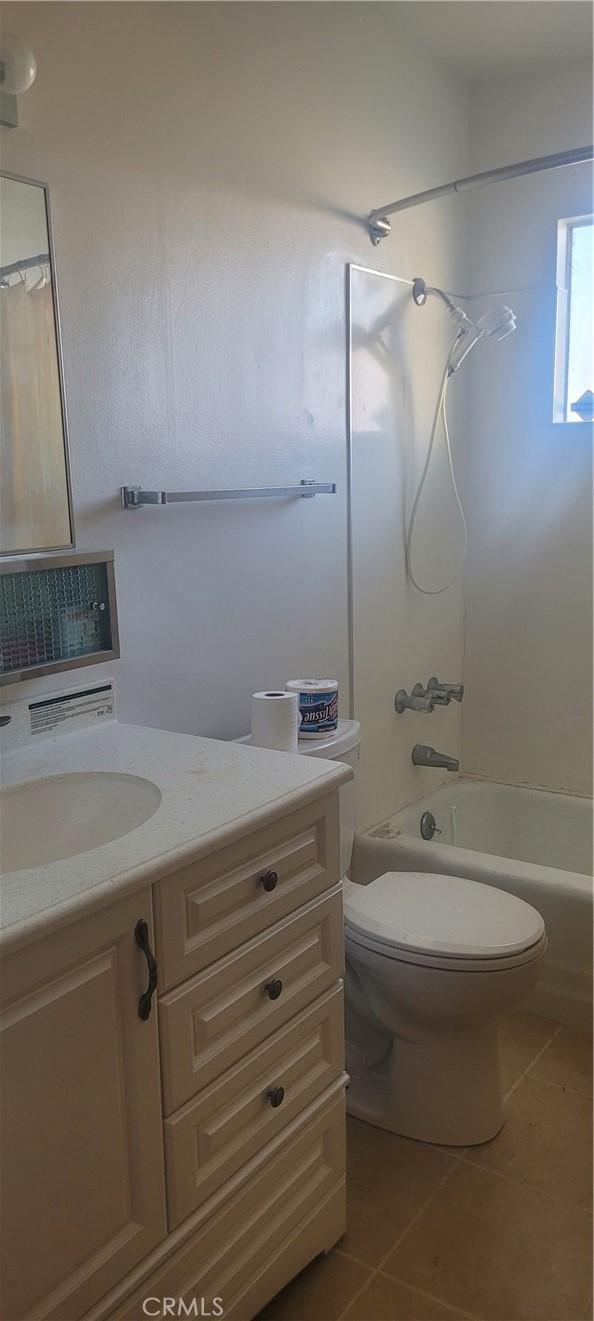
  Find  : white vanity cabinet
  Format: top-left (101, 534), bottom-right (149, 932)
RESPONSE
top-left (0, 889), bottom-right (167, 1321)
top-left (0, 787), bottom-right (347, 1321)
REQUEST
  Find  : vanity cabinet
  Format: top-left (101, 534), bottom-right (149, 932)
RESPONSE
top-left (0, 789), bottom-right (346, 1321)
top-left (0, 890), bottom-right (167, 1321)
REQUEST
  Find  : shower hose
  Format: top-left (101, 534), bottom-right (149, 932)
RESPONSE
top-left (405, 333), bottom-right (468, 595)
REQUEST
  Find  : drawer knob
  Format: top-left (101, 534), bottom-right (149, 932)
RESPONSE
top-left (265, 978), bottom-right (283, 1001)
top-left (260, 870), bottom-right (279, 892)
top-left (267, 1084), bottom-right (285, 1108)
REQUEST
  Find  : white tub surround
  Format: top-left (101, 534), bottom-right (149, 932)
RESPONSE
top-left (0, 688), bottom-right (350, 1321)
top-left (353, 777), bottom-right (593, 1029)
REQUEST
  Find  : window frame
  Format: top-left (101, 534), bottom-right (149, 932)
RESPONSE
top-left (553, 214), bottom-right (593, 424)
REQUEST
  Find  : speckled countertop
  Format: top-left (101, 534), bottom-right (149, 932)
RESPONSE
top-left (0, 721), bottom-right (350, 953)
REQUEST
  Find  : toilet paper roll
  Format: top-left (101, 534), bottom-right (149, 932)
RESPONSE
top-left (250, 690), bottom-right (299, 752)
top-left (285, 679), bottom-right (339, 739)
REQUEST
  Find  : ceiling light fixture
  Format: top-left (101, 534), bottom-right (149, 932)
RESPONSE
top-left (0, 33), bottom-right (37, 129)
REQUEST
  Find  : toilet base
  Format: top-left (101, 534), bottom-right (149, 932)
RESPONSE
top-left (347, 1023), bottom-right (505, 1146)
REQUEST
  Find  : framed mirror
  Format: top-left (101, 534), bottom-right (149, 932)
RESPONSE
top-left (0, 172), bottom-right (74, 554)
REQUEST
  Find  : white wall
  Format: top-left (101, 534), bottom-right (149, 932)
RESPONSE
top-left (0, 3), bottom-right (468, 774)
top-left (462, 62), bottom-right (593, 796)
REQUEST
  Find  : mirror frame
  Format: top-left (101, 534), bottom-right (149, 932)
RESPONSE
top-left (0, 170), bottom-right (75, 554)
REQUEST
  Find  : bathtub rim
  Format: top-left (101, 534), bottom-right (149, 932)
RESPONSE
top-left (364, 774), bottom-right (593, 893)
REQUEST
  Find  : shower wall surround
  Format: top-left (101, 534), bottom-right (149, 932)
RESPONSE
top-left (0, 3), bottom-right (469, 764)
top-left (349, 267), bottom-right (466, 829)
top-left (462, 61), bottom-right (593, 797)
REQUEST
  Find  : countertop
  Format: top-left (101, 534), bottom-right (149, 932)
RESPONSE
top-left (0, 721), bottom-right (351, 953)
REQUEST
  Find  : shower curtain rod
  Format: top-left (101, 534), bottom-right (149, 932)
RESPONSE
top-left (0, 251), bottom-right (49, 278)
top-left (368, 144), bottom-right (594, 245)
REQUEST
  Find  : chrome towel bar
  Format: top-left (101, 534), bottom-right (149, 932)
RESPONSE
top-left (121, 481), bottom-right (336, 509)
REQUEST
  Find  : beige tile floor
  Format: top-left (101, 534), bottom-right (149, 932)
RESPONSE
top-left (258, 1012), bottom-right (593, 1321)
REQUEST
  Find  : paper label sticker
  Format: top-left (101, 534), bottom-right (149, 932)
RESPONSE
top-left (29, 683), bottom-right (114, 737)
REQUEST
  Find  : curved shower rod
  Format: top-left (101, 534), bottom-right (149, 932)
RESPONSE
top-left (368, 144), bottom-right (594, 245)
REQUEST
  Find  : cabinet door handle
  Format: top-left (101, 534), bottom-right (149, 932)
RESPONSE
top-left (265, 977), bottom-right (283, 1001)
top-left (135, 919), bottom-right (158, 1021)
top-left (259, 870), bottom-right (279, 892)
top-left (267, 1084), bottom-right (285, 1108)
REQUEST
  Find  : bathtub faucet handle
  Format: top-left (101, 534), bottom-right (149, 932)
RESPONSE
top-left (427, 677), bottom-right (464, 705)
top-left (395, 684), bottom-right (435, 714)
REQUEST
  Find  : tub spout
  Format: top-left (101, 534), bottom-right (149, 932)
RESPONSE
top-left (412, 744), bottom-right (459, 772)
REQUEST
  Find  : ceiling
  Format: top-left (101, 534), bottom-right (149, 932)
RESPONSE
top-left (391, 2), bottom-right (593, 83)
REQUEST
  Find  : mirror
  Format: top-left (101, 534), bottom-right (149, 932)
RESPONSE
top-left (0, 173), bottom-right (74, 554)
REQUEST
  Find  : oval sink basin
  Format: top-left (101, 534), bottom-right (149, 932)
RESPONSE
top-left (0, 771), bottom-right (162, 872)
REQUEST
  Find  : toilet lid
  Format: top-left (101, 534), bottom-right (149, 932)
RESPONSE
top-left (343, 872), bottom-right (545, 960)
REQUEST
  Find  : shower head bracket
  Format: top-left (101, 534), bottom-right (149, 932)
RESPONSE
top-left (368, 215), bottom-right (391, 246)
top-left (412, 277), bottom-right (428, 306)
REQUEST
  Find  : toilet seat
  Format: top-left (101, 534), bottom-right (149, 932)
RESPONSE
top-left (344, 873), bottom-right (546, 972)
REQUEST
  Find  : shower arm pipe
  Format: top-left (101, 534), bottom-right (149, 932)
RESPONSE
top-left (368, 145), bottom-right (594, 245)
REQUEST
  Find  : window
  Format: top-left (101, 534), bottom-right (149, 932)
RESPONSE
top-left (554, 216), bottom-right (593, 423)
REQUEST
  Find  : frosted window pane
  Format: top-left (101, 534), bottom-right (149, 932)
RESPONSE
top-left (567, 221), bottom-right (593, 421)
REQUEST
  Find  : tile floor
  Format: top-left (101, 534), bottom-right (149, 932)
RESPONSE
top-left (258, 1012), bottom-right (593, 1321)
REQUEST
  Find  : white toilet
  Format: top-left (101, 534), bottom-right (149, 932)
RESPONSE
top-left (291, 719), bottom-right (547, 1147)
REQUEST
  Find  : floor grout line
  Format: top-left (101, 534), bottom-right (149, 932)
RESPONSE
top-left (459, 1151), bottom-right (594, 1214)
top-left (374, 1270), bottom-right (481, 1320)
top-left (335, 1246), bottom-right (377, 1270)
top-left (336, 1152), bottom-right (466, 1321)
top-left (502, 1024), bottom-right (563, 1102)
top-left (524, 1074), bottom-right (593, 1097)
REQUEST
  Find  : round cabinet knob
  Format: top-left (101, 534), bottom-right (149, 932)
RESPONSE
top-left (265, 978), bottom-right (283, 1001)
top-left (267, 1084), bottom-right (285, 1108)
top-left (260, 870), bottom-right (279, 893)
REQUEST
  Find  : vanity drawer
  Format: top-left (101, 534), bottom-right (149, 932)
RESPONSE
top-left (114, 1085), bottom-right (346, 1321)
top-left (164, 984), bottom-right (344, 1228)
top-left (154, 793), bottom-right (340, 991)
top-left (159, 886), bottom-right (344, 1112)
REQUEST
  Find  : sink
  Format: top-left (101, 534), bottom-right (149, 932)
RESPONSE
top-left (0, 771), bottom-right (162, 872)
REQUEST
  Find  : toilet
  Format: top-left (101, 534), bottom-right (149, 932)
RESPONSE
top-left (244, 720), bottom-right (547, 1147)
top-left (343, 871), bottom-right (546, 1145)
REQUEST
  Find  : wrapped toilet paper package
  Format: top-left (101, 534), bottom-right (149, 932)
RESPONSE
top-left (285, 679), bottom-right (339, 739)
top-left (250, 690), bottom-right (299, 752)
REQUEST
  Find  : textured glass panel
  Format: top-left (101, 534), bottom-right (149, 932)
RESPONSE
top-left (0, 562), bottom-right (112, 676)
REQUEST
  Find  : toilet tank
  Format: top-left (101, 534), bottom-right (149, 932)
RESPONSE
top-left (295, 720), bottom-right (361, 878)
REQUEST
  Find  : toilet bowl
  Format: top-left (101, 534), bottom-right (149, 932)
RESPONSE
top-left (343, 871), bottom-right (547, 1145)
top-left (238, 720), bottom-right (547, 1146)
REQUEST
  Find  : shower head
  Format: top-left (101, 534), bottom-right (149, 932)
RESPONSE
top-left (447, 302), bottom-right (517, 373)
top-left (412, 276), bottom-right (517, 373)
top-left (474, 305), bottom-right (517, 341)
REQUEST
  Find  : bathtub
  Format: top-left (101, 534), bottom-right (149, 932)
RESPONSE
top-left (352, 777), bottom-right (593, 1030)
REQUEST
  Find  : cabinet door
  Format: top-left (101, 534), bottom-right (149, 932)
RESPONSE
top-left (0, 890), bottom-right (167, 1321)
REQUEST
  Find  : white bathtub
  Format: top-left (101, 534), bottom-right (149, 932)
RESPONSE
top-left (352, 777), bottom-right (593, 1029)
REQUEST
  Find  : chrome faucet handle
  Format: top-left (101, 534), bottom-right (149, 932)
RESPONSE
top-left (427, 677), bottom-right (464, 703)
top-left (394, 684), bottom-right (434, 714)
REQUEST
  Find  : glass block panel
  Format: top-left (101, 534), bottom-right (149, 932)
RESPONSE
top-left (0, 560), bottom-right (115, 678)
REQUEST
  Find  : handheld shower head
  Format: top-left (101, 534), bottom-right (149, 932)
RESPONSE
top-left (406, 283), bottom-right (517, 595)
top-left (475, 305), bottom-right (517, 341)
top-left (447, 302), bottom-right (517, 373)
top-left (412, 277), bottom-right (517, 366)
